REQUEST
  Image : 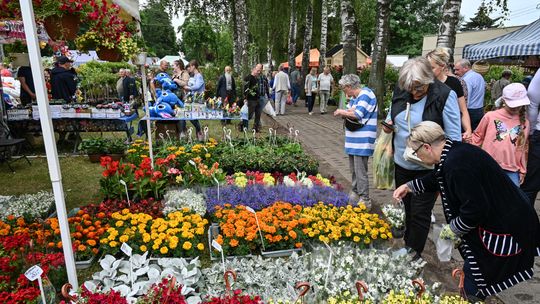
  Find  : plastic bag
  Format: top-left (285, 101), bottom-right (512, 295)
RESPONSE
top-left (240, 103), bottom-right (249, 120)
top-left (373, 132), bottom-right (395, 189)
top-left (263, 101), bottom-right (276, 117)
top-left (434, 224), bottom-right (454, 262)
top-left (286, 94), bottom-right (293, 105)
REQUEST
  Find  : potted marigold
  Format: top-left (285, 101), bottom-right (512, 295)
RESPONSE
top-left (75, 31), bottom-right (140, 62)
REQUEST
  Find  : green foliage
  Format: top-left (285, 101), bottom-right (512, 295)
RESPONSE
top-left (140, 0), bottom-right (180, 58)
top-left (79, 137), bottom-right (108, 154)
top-left (360, 67), bottom-right (399, 115)
top-left (77, 61), bottom-right (134, 97)
top-left (483, 65), bottom-right (525, 107)
top-left (179, 11), bottom-right (219, 64)
top-left (106, 138), bottom-right (127, 154)
top-left (388, 0), bottom-right (444, 57)
top-left (199, 65), bottom-right (222, 97)
top-left (461, 2), bottom-right (502, 31)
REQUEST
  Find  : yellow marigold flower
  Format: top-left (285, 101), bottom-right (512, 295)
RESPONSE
top-left (115, 221), bottom-right (124, 227)
top-left (160, 247), bottom-right (169, 254)
top-left (353, 236), bottom-right (360, 242)
top-left (119, 235), bottom-right (129, 243)
top-left (197, 243), bottom-right (204, 250)
top-left (140, 245), bottom-right (147, 252)
top-left (109, 241), bottom-right (118, 247)
top-left (183, 241), bottom-right (192, 250)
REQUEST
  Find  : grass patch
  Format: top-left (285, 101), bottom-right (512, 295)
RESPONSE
top-left (0, 156), bottom-right (104, 211)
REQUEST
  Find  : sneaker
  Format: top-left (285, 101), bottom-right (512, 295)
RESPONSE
top-left (431, 213), bottom-right (436, 223)
top-left (308, 112), bottom-right (313, 115)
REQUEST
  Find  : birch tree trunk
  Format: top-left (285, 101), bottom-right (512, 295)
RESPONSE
top-left (235, 0), bottom-right (249, 75)
top-left (340, 0), bottom-right (357, 75)
top-left (301, 0), bottom-right (314, 78)
top-left (436, 0), bottom-right (462, 62)
top-left (318, 0), bottom-right (328, 72)
top-left (267, 27), bottom-right (273, 71)
top-left (368, 0), bottom-right (392, 115)
top-left (287, 0), bottom-right (298, 72)
top-left (232, 0), bottom-right (240, 73)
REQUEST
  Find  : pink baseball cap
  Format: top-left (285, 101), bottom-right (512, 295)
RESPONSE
top-left (501, 83), bottom-right (530, 108)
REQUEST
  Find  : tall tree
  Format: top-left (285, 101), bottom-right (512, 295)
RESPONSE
top-left (288, 0), bottom-right (298, 72)
top-left (234, 0), bottom-right (249, 75)
top-left (318, 0), bottom-right (329, 71)
top-left (341, 0), bottom-right (357, 75)
top-left (368, 0), bottom-right (392, 114)
top-left (140, 0), bottom-right (179, 58)
top-left (436, 0), bottom-right (462, 61)
top-left (179, 11), bottom-right (218, 64)
top-left (461, 2), bottom-right (502, 31)
top-left (301, 0), bottom-right (314, 78)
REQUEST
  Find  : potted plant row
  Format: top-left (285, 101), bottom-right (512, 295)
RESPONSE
top-left (79, 138), bottom-right (126, 162)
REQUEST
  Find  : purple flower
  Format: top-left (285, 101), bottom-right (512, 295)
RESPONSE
top-left (205, 184), bottom-right (349, 213)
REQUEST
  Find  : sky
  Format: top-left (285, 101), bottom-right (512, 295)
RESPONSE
top-left (158, 0), bottom-right (540, 40)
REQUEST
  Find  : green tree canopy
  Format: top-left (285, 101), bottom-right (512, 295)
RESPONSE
top-left (140, 0), bottom-right (179, 58)
top-left (461, 1), bottom-right (502, 31)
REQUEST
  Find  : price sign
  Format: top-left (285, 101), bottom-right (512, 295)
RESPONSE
top-left (24, 265), bottom-right (43, 281)
top-left (212, 239), bottom-right (223, 252)
top-left (121, 242), bottom-right (133, 256)
top-left (245, 206), bottom-right (255, 213)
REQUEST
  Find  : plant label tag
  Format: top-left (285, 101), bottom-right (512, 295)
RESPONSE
top-left (245, 206), bottom-right (256, 214)
top-left (212, 240), bottom-right (222, 252)
top-left (189, 160), bottom-right (196, 167)
top-left (121, 242), bottom-right (133, 256)
top-left (24, 265), bottom-right (43, 281)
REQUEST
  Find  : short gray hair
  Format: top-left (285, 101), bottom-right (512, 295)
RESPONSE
top-left (407, 121), bottom-right (446, 150)
top-left (455, 59), bottom-right (471, 69)
top-left (338, 74), bottom-right (361, 89)
top-left (398, 57), bottom-right (434, 91)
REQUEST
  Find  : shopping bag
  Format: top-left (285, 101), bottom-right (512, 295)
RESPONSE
top-left (240, 103), bottom-right (249, 120)
top-left (286, 95), bottom-right (293, 105)
top-left (436, 236), bottom-right (453, 262)
top-left (372, 132), bottom-right (395, 189)
top-left (263, 101), bottom-right (276, 117)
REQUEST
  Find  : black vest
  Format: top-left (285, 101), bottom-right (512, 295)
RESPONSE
top-left (390, 79), bottom-right (451, 129)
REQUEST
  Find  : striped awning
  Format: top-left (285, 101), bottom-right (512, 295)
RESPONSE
top-left (462, 18), bottom-right (540, 61)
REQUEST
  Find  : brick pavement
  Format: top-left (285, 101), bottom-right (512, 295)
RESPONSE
top-left (264, 102), bottom-right (540, 303)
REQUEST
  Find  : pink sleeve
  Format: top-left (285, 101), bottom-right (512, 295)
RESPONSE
top-left (471, 115), bottom-right (490, 146)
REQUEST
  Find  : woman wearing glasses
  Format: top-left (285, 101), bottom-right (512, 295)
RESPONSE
top-left (394, 121), bottom-right (540, 302)
top-left (381, 57), bottom-right (461, 259)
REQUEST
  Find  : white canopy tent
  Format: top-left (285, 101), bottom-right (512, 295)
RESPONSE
top-left (20, 0), bottom-right (78, 288)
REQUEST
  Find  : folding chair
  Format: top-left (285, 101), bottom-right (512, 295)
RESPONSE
top-left (0, 138), bottom-right (31, 172)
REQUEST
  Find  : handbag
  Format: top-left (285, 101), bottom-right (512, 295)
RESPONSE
top-left (344, 117), bottom-right (363, 131)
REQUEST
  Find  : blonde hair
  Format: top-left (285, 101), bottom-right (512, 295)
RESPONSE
top-left (407, 121), bottom-right (446, 150)
top-left (398, 57), bottom-right (434, 91)
top-left (426, 47), bottom-right (450, 68)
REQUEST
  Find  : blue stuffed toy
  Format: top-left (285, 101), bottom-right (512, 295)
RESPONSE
top-left (147, 88), bottom-right (184, 118)
top-left (154, 72), bottom-right (178, 91)
top-left (157, 89), bottom-right (184, 108)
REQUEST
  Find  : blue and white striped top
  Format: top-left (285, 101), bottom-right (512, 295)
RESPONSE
top-left (344, 87), bottom-right (378, 156)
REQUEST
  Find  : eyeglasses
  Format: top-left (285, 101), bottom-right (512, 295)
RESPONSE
top-left (412, 142), bottom-right (429, 157)
top-left (410, 84), bottom-right (427, 93)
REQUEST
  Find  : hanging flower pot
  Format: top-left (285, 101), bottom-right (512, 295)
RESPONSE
top-left (44, 13), bottom-right (80, 41)
top-left (97, 47), bottom-right (122, 62)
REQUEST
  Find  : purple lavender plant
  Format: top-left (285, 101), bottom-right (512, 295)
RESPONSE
top-left (205, 184), bottom-right (349, 212)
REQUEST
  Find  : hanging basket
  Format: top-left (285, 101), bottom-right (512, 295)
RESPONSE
top-left (44, 13), bottom-right (80, 41)
top-left (97, 47), bottom-right (123, 62)
top-left (472, 60), bottom-right (490, 75)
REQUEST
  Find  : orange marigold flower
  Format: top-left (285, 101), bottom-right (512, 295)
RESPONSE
top-left (78, 245), bottom-right (87, 252)
top-left (229, 239), bottom-right (239, 247)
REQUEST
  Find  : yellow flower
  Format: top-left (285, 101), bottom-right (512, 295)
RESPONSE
top-left (182, 241), bottom-right (192, 250)
top-left (353, 236), bottom-right (360, 242)
top-left (115, 221), bottom-right (124, 227)
top-left (160, 247), bottom-right (169, 254)
top-left (119, 235), bottom-right (129, 243)
top-left (197, 243), bottom-right (204, 250)
top-left (140, 245), bottom-right (147, 252)
top-left (109, 241), bottom-right (118, 247)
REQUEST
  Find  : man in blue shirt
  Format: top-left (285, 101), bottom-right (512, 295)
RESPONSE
top-left (454, 59), bottom-right (486, 130)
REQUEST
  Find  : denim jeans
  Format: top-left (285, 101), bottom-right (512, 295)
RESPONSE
top-left (468, 108), bottom-right (484, 131)
top-left (504, 170), bottom-right (520, 186)
top-left (292, 85), bottom-right (300, 104)
top-left (521, 130), bottom-right (540, 206)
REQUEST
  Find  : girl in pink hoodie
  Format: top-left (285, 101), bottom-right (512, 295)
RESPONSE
top-left (473, 83), bottom-right (530, 186)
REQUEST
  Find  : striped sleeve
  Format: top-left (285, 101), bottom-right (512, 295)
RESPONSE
top-left (450, 217), bottom-right (475, 236)
top-left (406, 172), bottom-right (438, 195)
top-left (407, 180), bottom-right (426, 194)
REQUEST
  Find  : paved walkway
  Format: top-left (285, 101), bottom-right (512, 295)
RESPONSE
top-left (264, 102), bottom-right (540, 303)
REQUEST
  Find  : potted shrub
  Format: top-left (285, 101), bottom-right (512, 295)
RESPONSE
top-left (33, 0), bottom-right (89, 41)
top-left (79, 138), bottom-right (107, 162)
top-left (75, 31), bottom-right (140, 62)
top-left (105, 139), bottom-right (126, 161)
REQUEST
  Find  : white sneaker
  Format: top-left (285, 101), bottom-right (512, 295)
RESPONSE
top-left (431, 213), bottom-right (436, 223)
top-left (308, 112), bottom-right (313, 115)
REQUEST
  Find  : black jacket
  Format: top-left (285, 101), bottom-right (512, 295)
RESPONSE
top-left (50, 67), bottom-right (78, 102)
top-left (410, 140), bottom-right (540, 298)
top-left (243, 74), bottom-right (259, 101)
top-left (216, 74), bottom-right (236, 100)
top-left (122, 76), bottom-right (139, 101)
top-left (390, 79), bottom-right (451, 128)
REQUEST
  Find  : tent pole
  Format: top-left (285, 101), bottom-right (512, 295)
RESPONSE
top-left (140, 64), bottom-right (154, 168)
top-left (20, 0), bottom-right (78, 288)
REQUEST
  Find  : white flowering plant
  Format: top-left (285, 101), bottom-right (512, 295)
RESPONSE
top-left (0, 191), bottom-right (54, 220)
top-left (163, 188), bottom-right (206, 216)
top-left (382, 204), bottom-right (405, 229)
